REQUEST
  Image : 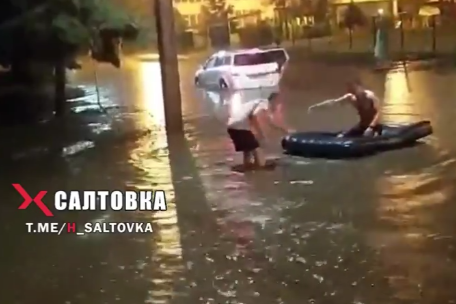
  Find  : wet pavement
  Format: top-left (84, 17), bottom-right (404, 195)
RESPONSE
top-left (2, 53), bottom-right (456, 304)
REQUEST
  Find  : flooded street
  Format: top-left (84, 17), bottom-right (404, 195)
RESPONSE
top-left (2, 54), bottom-right (456, 304)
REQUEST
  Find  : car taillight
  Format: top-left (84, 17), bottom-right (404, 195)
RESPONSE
top-left (276, 64), bottom-right (283, 73)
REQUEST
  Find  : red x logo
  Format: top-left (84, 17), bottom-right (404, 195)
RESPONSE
top-left (13, 184), bottom-right (53, 216)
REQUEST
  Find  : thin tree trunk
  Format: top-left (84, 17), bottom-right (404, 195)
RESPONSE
top-left (54, 59), bottom-right (66, 117)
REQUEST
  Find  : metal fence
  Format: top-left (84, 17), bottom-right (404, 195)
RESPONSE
top-left (290, 15), bottom-right (456, 54)
top-left (166, 15), bottom-right (456, 55)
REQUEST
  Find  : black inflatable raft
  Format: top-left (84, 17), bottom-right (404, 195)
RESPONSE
top-left (282, 120), bottom-right (432, 158)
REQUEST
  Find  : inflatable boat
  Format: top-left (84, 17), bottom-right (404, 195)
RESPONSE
top-left (282, 120), bottom-right (432, 158)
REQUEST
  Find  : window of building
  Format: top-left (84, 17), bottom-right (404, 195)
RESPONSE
top-left (182, 14), bottom-right (198, 27)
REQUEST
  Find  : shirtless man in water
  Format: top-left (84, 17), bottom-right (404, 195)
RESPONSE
top-left (308, 80), bottom-right (381, 137)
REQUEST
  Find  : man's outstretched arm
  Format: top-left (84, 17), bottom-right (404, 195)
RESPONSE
top-left (308, 93), bottom-right (353, 112)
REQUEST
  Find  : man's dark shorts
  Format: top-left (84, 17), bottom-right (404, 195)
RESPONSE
top-left (342, 123), bottom-right (382, 137)
top-left (227, 128), bottom-right (260, 152)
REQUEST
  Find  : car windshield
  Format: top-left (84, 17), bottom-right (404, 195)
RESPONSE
top-left (233, 50), bottom-right (286, 66)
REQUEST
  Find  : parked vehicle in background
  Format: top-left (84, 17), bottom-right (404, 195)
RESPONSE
top-left (194, 48), bottom-right (289, 91)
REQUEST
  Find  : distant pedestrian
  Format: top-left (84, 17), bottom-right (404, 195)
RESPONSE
top-left (374, 13), bottom-right (390, 69)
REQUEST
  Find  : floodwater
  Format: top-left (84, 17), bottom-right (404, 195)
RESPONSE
top-left (1, 54), bottom-right (456, 304)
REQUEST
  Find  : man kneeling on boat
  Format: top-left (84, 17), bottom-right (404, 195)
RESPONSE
top-left (308, 80), bottom-right (382, 137)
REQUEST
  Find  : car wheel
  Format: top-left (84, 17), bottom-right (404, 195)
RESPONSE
top-left (194, 76), bottom-right (199, 86)
top-left (219, 78), bottom-right (228, 89)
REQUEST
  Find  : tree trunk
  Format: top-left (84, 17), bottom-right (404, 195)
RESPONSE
top-left (54, 59), bottom-right (66, 117)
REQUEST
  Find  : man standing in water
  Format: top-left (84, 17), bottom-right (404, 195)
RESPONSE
top-left (206, 83), bottom-right (293, 171)
top-left (308, 80), bottom-right (381, 137)
top-left (226, 91), bottom-right (293, 170)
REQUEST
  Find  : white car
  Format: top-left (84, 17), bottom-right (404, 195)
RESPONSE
top-left (194, 48), bottom-right (289, 91)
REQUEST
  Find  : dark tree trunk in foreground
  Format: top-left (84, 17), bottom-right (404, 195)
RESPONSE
top-left (54, 59), bottom-right (66, 117)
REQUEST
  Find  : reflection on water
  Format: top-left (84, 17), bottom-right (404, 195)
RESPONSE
top-left (359, 67), bottom-right (456, 303)
top-left (129, 59), bottom-right (184, 303)
top-left (129, 134), bottom-right (185, 303)
top-left (383, 70), bottom-right (418, 124)
top-left (376, 160), bottom-right (453, 229)
top-left (374, 152), bottom-right (456, 301)
top-left (139, 60), bottom-right (166, 129)
top-left (6, 55), bottom-right (456, 303)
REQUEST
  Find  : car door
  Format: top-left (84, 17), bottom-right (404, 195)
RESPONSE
top-left (208, 56), bottom-right (228, 88)
top-left (198, 56), bottom-right (216, 88)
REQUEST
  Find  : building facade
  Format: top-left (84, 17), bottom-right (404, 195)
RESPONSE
top-left (173, 0), bottom-right (277, 28)
top-left (173, 0), bottom-right (401, 30)
top-left (331, 0), bottom-right (399, 22)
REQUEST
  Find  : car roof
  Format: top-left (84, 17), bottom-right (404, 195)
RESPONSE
top-left (213, 47), bottom-right (287, 57)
